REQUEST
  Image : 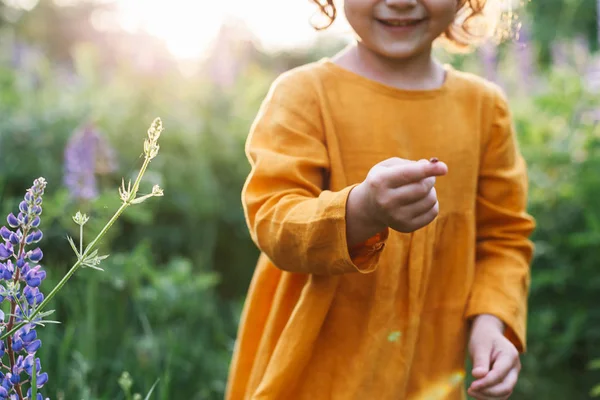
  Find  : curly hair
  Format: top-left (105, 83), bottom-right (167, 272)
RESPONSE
top-left (310, 0), bottom-right (497, 52)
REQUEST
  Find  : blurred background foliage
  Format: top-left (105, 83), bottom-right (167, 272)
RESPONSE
top-left (0, 0), bottom-right (598, 399)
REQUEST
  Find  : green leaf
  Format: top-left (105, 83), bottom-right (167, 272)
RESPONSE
top-left (35, 309), bottom-right (56, 319)
top-left (591, 384), bottom-right (600, 397)
top-left (66, 235), bottom-right (81, 258)
top-left (89, 265), bottom-right (105, 271)
top-left (130, 193), bottom-right (155, 204)
top-left (34, 319), bottom-right (61, 326)
top-left (143, 379), bottom-right (160, 400)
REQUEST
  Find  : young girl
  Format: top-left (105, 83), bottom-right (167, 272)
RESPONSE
top-left (226, 1), bottom-right (535, 399)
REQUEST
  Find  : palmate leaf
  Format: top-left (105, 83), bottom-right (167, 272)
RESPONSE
top-left (81, 249), bottom-right (110, 271)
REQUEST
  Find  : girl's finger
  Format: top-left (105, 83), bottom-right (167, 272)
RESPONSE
top-left (385, 176), bottom-right (436, 206)
top-left (400, 199), bottom-right (439, 230)
top-left (377, 157), bottom-right (413, 167)
top-left (478, 368), bottom-right (519, 398)
top-left (470, 350), bottom-right (516, 390)
top-left (402, 188), bottom-right (438, 219)
top-left (383, 160), bottom-right (448, 187)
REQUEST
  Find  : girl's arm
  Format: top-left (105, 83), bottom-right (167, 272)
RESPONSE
top-left (465, 86), bottom-right (536, 353)
top-left (242, 70), bottom-right (388, 275)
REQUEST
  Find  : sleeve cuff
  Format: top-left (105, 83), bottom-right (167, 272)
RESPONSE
top-left (326, 184), bottom-right (389, 275)
top-left (346, 229), bottom-right (389, 273)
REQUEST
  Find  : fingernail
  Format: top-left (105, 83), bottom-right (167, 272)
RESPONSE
top-left (429, 157), bottom-right (439, 163)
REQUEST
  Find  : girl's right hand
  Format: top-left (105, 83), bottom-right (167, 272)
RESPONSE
top-left (352, 157), bottom-right (448, 234)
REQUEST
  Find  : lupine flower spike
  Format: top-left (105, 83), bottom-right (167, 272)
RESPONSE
top-left (0, 178), bottom-right (50, 400)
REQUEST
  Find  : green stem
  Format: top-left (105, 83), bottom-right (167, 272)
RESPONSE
top-left (129, 156), bottom-right (151, 200)
top-left (79, 220), bottom-right (83, 255)
top-left (31, 356), bottom-right (37, 400)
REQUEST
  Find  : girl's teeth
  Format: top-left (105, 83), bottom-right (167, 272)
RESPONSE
top-left (384, 20), bottom-right (418, 27)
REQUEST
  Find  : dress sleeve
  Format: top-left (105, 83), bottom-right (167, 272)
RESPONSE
top-left (242, 71), bottom-right (388, 276)
top-left (465, 86), bottom-right (536, 352)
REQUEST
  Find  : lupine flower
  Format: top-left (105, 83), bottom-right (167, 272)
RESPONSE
top-left (0, 178), bottom-right (49, 399)
top-left (478, 41), bottom-right (498, 84)
top-left (514, 23), bottom-right (535, 90)
top-left (551, 40), bottom-right (568, 68)
top-left (63, 122), bottom-right (117, 201)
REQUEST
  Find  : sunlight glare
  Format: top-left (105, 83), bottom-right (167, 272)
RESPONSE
top-left (115, 0), bottom-right (350, 59)
top-left (4, 0), bottom-right (38, 11)
top-left (413, 371), bottom-right (466, 400)
top-left (116, 0), bottom-right (226, 59)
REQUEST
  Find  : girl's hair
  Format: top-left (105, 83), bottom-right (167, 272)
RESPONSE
top-left (310, 0), bottom-right (496, 52)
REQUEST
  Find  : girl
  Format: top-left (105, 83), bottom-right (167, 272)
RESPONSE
top-left (226, 1), bottom-right (535, 399)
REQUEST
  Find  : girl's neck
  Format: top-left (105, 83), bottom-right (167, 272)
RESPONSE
top-left (332, 42), bottom-right (446, 91)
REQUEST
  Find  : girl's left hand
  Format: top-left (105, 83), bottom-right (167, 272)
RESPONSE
top-left (467, 314), bottom-right (521, 400)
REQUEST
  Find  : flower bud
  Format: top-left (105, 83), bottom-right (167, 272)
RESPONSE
top-left (12, 339), bottom-right (23, 352)
top-left (22, 330), bottom-right (36, 344)
top-left (0, 227), bottom-right (11, 241)
top-left (36, 372), bottom-right (48, 387)
top-left (9, 372), bottom-right (19, 385)
top-left (28, 248), bottom-right (43, 263)
top-left (6, 214), bottom-right (18, 228)
top-left (0, 244), bottom-right (13, 260)
top-left (8, 233), bottom-right (19, 247)
top-left (25, 339), bottom-right (41, 353)
top-left (25, 232), bottom-right (35, 245)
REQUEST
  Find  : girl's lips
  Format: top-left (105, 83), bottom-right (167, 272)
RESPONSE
top-left (376, 18), bottom-right (426, 33)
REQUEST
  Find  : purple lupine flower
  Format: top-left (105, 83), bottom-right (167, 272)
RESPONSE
top-left (0, 245), bottom-right (12, 260)
top-left (0, 228), bottom-right (10, 241)
top-left (11, 326), bottom-right (40, 354)
top-left (63, 124), bottom-right (100, 200)
top-left (551, 40), bottom-right (568, 68)
top-left (585, 55), bottom-right (600, 96)
top-left (514, 22), bottom-right (535, 90)
top-left (27, 249), bottom-right (43, 263)
top-left (26, 387), bottom-right (48, 400)
top-left (0, 262), bottom-right (14, 281)
top-left (8, 371), bottom-right (18, 386)
top-left (24, 265), bottom-right (46, 288)
top-left (572, 36), bottom-right (591, 71)
top-left (23, 287), bottom-right (43, 307)
top-left (479, 41), bottom-right (498, 84)
top-left (6, 215), bottom-right (18, 229)
top-left (63, 122), bottom-right (118, 201)
top-left (0, 178), bottom-right (49, 398)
